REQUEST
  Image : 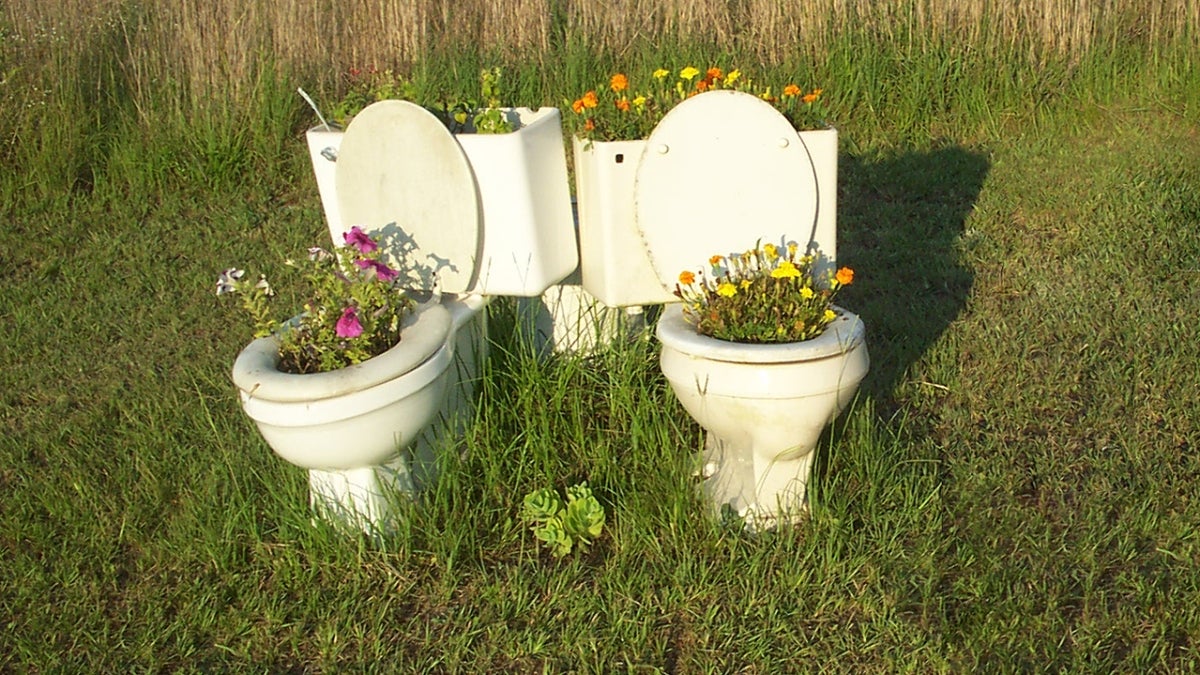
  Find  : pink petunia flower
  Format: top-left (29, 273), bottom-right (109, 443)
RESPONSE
top-left (343, 226), bottom-right (378, 254)
top-left (335, 306), bottom-right (364, 338)
top-left (354, 257), bottom-right (399, 282)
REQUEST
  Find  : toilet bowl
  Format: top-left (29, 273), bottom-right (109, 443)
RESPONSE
top-left (578, 90), bottom-right (869, 526)
top-left (239, 100), bottom-right (576, 531)
top-left (657, 304), bottom-right (868, 527)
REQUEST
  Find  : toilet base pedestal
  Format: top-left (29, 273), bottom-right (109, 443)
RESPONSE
top-left (307, 455), bottom-right (416, 535)
top-left (699, 433), bottom-right (815, 532)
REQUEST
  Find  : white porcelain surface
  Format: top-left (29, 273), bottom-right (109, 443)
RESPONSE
top-left (337, 101), bottom-right (481, 293)
top-left (322, 103), bottom-right (576, 297)
top-left (657, 305), bottom-right (869, 527)
top-left (636, 90), bottom-right (832, 288)
top-left (574, 137), bottom-right (668, 307)
top-left (305, 126), bottom-right (346, 244)
top-left (233, 304), bottom-right (454, 470)
top-left (456, 108), bottom-right (578, 297)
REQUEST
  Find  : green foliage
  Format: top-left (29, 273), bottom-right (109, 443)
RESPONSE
top-left (327, 66), bottom-right (512, 134)
top-left (521, 483), bottom-right (606, 558)
top-left (328, 68), bottom-right (419, 126)
top-left (676, 242), bottom-right (855, 343)
top-left (216, 227), bottom-right (415, 374)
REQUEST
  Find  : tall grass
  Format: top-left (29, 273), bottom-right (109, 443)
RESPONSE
top-left (4, 0), bottom-right (1197, 109)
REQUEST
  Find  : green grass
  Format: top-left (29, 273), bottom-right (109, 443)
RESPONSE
top-left (3, 24), bottom-right (1200, 672)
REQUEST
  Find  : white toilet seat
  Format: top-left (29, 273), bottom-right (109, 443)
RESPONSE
top-left (335, 100), bottom-right (482, 294)
top-left (634, 90), bottom-right (822, 291)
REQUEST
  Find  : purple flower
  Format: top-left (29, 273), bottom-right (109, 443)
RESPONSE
top-left (343, 226), bottom-right (378, 254)
top-left (354, 257), bottom-right (399, 282)
top-left (335, 306), bottom-right (364, 338)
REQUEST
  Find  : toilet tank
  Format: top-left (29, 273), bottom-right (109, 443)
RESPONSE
top-left (334, 102), bottom-right (578, 298)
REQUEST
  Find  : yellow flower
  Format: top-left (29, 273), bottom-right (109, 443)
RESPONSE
top-left (632, 95), bottom-right (646, 111)
top-left (679, 270), bottom-right (696, 285)
top-left (653, 68), bottom-right (670, 80)
top-left (763, 243), bottom-right (778, 260)
top-left (680, 66), bottom-right (700, 81)
top-left (716, 282), bottom-right (737, 297)
top-left (787, 242), bottom-right (798, 257)
top-left (823, 309), bottom-right (837, 322)
top-left (740, 279), bottom-right (752, 290)
top-left (724, 69), bottom-right (741, 86)
top-left (770, 261), bottom-right (800, 278)
top-left (610, 73), bottom-right (628, 92)
top-left (800, 286), bottom-right (815, 299)
top-left (836, 267), bottom-right (855, 286)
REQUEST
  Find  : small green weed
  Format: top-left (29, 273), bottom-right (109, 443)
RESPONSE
top-left (521, 482), bottom-right (606, 558)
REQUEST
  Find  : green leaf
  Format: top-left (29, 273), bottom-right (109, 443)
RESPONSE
top-left (522, 487), bottom-right (563, 524)
top-left (564, 483), bottom-right (606, 541)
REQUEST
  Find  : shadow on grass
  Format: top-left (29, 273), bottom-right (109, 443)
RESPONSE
top-left (837, 145), bottom-right (988, 418)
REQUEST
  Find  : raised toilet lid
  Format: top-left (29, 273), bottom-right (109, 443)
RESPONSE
top-left (335, 100), bottom-right (481, 293)
top-left (634, 90), bottom-right (821, 289)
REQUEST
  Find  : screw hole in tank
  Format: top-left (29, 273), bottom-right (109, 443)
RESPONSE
top-left (614, 153), bottom-right (624, 164)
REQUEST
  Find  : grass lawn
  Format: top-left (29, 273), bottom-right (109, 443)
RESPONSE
top-left (2, 26), bottom-right (1200, 672)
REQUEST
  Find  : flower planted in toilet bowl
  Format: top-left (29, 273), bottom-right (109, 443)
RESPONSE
top-left (655, 241), bottom-right (869, 530)
top-left (324, 66), bottom-right (514, 134)
top-left (220, 226), bottom-right (458, 534)
top-left (218, 226), bottom-right (414, 374)
top-left (568, 65), bottom-right (828, 143)
top-left (674, 241), bottom-right (854, 344)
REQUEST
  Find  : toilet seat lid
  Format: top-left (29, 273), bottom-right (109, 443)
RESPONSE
top-left (335, 100), bottom-right (481, 294)
top-left (634, 90), bottom-right (821, 289)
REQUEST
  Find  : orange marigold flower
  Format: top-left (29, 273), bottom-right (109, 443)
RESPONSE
top-left (571, 99), bottom-right (584, 114)
top-left (584, 118), bottom-right (595, 131)
top-left (679, 270), bottom-right (696, 285)
top-left (707, 67), bottom-right (723, 81)
top-left (836, 267), bottom-right (855, 286)
top-left (615, 97), bottom-right (630, 112)
top-left (695, 79), bottom-right (709, 92)
top-left (610, 73), bottom-right (628, 92)
top-left (783, 84), bottom-right (802, 97)
top-left (709, 255), bottom-right (723, 265)
top-left (581, 90), bottom-right (599, 108)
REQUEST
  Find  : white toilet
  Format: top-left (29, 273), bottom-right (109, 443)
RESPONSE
top-left (234, 100), bottom-right (577, 531)
top-left (577, 90), bottom-right (870, 528)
